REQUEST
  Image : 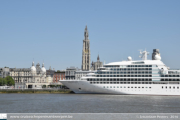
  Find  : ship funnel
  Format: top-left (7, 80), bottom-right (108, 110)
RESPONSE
top-left (152, 49), bottom-right (161, 60)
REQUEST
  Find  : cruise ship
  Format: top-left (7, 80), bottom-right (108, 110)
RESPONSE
top-left (60, 49), bottom-right (180, 95)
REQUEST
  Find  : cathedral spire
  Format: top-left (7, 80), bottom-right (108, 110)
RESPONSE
top-left (84, 25), bottom-right (89, 40)
top-left (32, 61), bottom-right (34, 66)
top-left (97, 54), bottom-right (100, 61)
top-left (82, 25), bottom-right (91, 71)
top-left (42, 63), bottom-right (44, 67)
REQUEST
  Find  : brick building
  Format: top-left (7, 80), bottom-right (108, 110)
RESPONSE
top-left (53, 71), bottom-right (65, 83)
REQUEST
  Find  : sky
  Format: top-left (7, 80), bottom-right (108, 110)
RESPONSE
top-left (0, 0), bottom-right (180, 70)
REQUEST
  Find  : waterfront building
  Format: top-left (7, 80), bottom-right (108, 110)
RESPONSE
top-left (65, 67), bottom-right (79, 80)
top-left (0, 67), bottom-right (10, 78)
top-left (46, 66), bottom-right (55, 77)
top-left (46, 75), bottom-right (53, 83)
top-left (10, 62), bottom-right (48, 89)
top-left (53, 71), bottom-right (65, 82)
top-left (82, 26), bottom-right (91, 71)
top-left (91, 55), bottom-right (103, 71)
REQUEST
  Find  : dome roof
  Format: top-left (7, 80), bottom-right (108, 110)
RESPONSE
top-left (31, 66), bottom-right (36, 72)
top-left (31, 61), bottom-right (36, 72)
top-left (41, 63), bottom-right (46, 73)
top-left (41, 67), bottom-right (46, 73)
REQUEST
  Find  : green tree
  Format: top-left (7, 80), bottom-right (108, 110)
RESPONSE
top-left (42, 85), bottom-right (46, 88)
top-left (5, 76), bottom-right (15, 86)
top-left (57, 70), bottom-right (61, 72)
top-left (0, 77), bottom-right (7, 86)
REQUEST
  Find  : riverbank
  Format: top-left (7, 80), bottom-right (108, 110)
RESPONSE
top-left (0, 89), bottom-right (74, 94)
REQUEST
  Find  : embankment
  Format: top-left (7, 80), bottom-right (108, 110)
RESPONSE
top-left (0, 89), bottom-right (74, 94)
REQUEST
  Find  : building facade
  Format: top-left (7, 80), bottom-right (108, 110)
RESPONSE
top-left (0, 67), bottom-right (10, 78)
top-left (46, 66), bottom-right (55, 77)
top-left (91, 55), bottom-right (103, 71)
top-left (10, 62), bottom-right (48, 89)
top-left (82, 26), bottom-right (91, 71)
top-left (65, 67), bottom-right (79, 80)
top-left (53, 71), bottom-right (65, 83)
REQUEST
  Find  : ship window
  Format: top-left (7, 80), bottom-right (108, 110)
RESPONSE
top-left (131, 87), bottom-right (133, 88)
top-left (162, 86), bottom-right (163, 89)
top-left (177, 87), bottom-right (179, 89)
top-left (124, 86), bottom-right (126, 88)
top-left (117, 86), bottom-right (119, 88)
top-left (138, 87), bottom-right (140, 88)
top-left (103, 86), bottom-right (105, 88)
top-left (149, 87), bottom-right (151, 89)
top-left (142, 87), bottom-right (144, 88)
top-left (107, 86), bottom-right (109, 88)
top-left (169, 87), bottom-right (171, 89)
top-left (110, 86), bottom-right (112, 88)
top-left (173, 86), bottom-right (175, 89)
top-left (135, 87), bottom-right (137, 88)
top-left (128, 87), bottom-right (130, 88)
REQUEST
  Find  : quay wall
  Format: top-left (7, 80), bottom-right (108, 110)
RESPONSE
top-left (0, 89), bottom-right (74, 94)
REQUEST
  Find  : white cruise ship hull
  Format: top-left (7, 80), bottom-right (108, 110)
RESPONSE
top-left (60, 80), bottom-right (180, 95)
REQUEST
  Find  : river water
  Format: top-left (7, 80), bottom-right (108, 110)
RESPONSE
top-left (0, 94), bottom-right (180, 113)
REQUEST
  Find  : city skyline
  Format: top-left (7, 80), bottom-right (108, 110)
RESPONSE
top-left (0, 0), bottom-right (180, 70)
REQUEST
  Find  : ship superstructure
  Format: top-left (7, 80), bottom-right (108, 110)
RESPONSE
top-left (60, 49), bottom-right (180, 95)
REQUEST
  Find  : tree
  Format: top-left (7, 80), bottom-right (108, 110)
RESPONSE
top-left (0, 77), bottom-right (7, 86)
top-left (5, 76), bottom-right (15, 86)
top-left (57, 70), bottom-right (61, 73)
top-left (42, 85), bottom-right (46, 88)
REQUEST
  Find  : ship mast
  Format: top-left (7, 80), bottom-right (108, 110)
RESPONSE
top-left (139, 49), bottom-right (149, 60)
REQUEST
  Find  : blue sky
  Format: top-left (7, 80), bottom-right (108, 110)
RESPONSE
top-left (0, 0), bottom-right (180, 70)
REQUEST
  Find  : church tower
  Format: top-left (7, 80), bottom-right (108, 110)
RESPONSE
top-left (82, 26), bottom-right (91, 71)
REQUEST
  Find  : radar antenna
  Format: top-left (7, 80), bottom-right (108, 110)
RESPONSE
top-left (139, 49), bottom-right (149, 60)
